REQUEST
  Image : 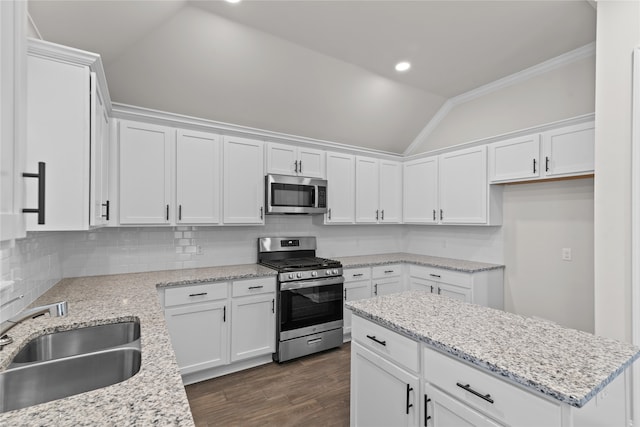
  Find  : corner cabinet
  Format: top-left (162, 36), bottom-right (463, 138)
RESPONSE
top-left (223, 136), bottom-right (265, 224)
top-left (403, 157), bottom-right (438, 224)
top-left (355, 156), bottom-right (402, 224)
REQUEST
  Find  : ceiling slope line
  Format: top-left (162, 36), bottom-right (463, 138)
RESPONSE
top-left (404, 41), bottom-right (596, 156)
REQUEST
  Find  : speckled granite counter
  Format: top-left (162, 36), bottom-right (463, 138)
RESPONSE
top-left (0, 264), bottom-right (276, 426)
top-left (336, 252), bottom-right (503, 273)
top-left (347, 290), bottom-right (640, 408)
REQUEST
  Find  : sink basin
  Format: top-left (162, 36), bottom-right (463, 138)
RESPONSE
top-left (0, 346), bottom-right (141, 413)
top-left (9, 320), bottom-right (140, 365)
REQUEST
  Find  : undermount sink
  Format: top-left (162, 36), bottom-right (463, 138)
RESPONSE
top-left (9, 320), bottom-right (140, 366)
top-left (0, 320), bottom-right (142, 413)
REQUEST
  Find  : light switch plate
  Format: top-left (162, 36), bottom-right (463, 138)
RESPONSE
top-left (562, 248), bottom-right (572, 261)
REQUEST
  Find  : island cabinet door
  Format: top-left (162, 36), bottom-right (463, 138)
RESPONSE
top-left (351, 342), bottom-right (419, 427)
top-left (423, 383), bottom-right (502, 427)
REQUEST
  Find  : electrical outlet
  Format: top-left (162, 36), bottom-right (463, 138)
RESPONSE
top-left (562, 248), bottom-right (572, 261)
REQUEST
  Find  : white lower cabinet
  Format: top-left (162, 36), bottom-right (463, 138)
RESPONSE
top-left (424, 382), bottom-right (502, 427)
top-left (161, 277), bottom-right (276, 384)
top-left (372, 264), bottom-right (403, 297)
top-left (351, 341), bottom-right (419, 427)
top-left (343, 267), bottom-right (372, 338)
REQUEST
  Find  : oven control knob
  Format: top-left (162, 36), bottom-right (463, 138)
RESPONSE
top-left (296, 272), bottom-right (302, 278)
top-left (326, 270), bottom-right (332, 275)
top-left (311, 271), bottom-right (318, 277)
top-left (288, 273), bottom-right (294, 279)
top-left (332, 269), bottom-right (338, 275)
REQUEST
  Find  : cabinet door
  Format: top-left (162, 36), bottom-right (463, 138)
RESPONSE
top-left (0, 0), bottom-right (27, 241)
top-left (176, 129), bottom-right (220, 224)
top-left (488, 135), bottom-right (540, 183)
top-left (90, 76), bottom-right (110, 227)
top-left (231, 293), bottom-right (276, 362)
top-left (410, 277), bottom-right (436, 293)
top-left (373, 278), bottom-right (403, 297)
top-left (223, 136), bottom-right (264, 224)
top-left (355, 156), bottom-right (379, 223)
top-left (379, 159), bottom-right (402, 223)
top-left (424, 383), bottom-right (502, 427)
top-left (542, 121), bottom-right (594, 177)
top-left (26, 54), bottom-right (90, 230)
top-left (119, 121), bottom-right (172, 224)
top-left (403, 157), bottom-right (438, 224)
top-left (266, 142), bottom-right (297, 176)
top-left (437, 282), bottom-right (472, 303)
top-left (439, 146), bottom-right (487, 224)
top-left (344, 280), bottom-right (372, 336)
top-left (297, 147), bottom-right (325, 178)
top-left (351, 342), bottom-right (419, 427)
top-left (164, 300), bottom-right (229, 375)
top-left (325, 152), bottom-right (355, 224)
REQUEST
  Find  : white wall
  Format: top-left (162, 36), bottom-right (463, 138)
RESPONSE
top-left (412, 56), bottom-right (595, 154)
top-left (594, 0), bottom-right (640, 342)
top-left (502, 178), bottom-right (594, 333)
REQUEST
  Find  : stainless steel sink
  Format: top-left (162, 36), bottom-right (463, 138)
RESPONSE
top-left (9, 320), bottom-right (140, 366)
top-left (0, 320), bottom-right (142, 413)
top-left (0, 347), bottom-right (141, 413)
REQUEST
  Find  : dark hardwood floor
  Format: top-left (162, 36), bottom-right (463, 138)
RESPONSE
top-left (185, 343), bottom-right (351, 427)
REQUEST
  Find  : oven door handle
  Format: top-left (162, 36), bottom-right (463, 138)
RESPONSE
top-left (280, 276), bottom-right (344, 291)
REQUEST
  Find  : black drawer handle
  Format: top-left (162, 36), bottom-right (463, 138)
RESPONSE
top-left (101, 200), bottom-right (110, 221)
top-left (406, 384), bottom-right (413, 415)
top-left (248, 285), bottom-right (264, 290)
top-left (352, 273), bottom-right (364, 277)
top-left (366, 335), bottom-right (387, 346)
top-left (429, 274), bottom-right (441, 278)
top-left (188, 292), bottom-right (208, 297)
top-left (22, 162), bottom-right (46, 224)
top-left (424, 394), bottom-right (432, 425)
top-left (384, 270), bottom-right (394, 274)
top-left (456, 382), bottom-right (494, 404)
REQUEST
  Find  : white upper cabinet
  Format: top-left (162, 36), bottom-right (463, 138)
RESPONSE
top-left (25, 52), bottom-right (93, 230)
top-left (403, 156), bottom-right (438, 224)
top-left (266, 142), bottom-right (325, 178)
top-left (325, 151), bottom-right (355, 224)
top-left (439, 146), bottom-right (489, 224)
top-left (176, 129), bottom-right (221, 224)
top-left (223, 136), bottom-right (265, 224)
top-left (355, 156), bottom-right (402, 224)
top-left (488, 121), bottom-right (594, 184)
top-left (488, 134), bottom-right (541, 183)
top-left (90, 77), bottom-right (111, 227)
top-left (119, 121), bottom-right (173, 225)
top-left (542, 121), bottom-right (594, 177)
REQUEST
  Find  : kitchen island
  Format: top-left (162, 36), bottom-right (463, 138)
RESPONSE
top-left (347, 290), bottom-right (640, 426)
top-left (0, 264), bottom-right (276, 426)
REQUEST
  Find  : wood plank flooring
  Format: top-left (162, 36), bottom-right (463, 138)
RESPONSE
top-left (185, 343), bottom-right (351, 427)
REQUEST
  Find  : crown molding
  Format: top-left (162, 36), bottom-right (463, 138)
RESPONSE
top-left (405, 42), bottom-right (596, 156)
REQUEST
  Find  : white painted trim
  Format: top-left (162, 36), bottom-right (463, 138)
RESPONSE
top-left (631, 46), bottom-right (640, 426)
top-left (27, 38), bottom-right (113, 115)
top-left (404, 42), bottom-right (597, 156)
top-left (111, 103), bottom-right (403, 160)
top-left (26, 13), bottom-right (42, 40)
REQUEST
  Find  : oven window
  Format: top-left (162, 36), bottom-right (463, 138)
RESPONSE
top-left (280, 283), bottom-right (343, 331)
top-left (271, 183), bottom-right (315, 207)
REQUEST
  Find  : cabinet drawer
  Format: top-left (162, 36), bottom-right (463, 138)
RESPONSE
top-left (410, 265), bottom-right (471, 288)
top-left (352, 315), bottom-right (419, 372)
top-left (424, 347), bottom-right (560, 427)
top-left (344, 267), bottom-right (371, 282)
top-left (371, 264), bottom-right (402, 279)
top-left (232, 277), bottom-right (276, 297)
top-left (165, 282), bottom-right (228, 307)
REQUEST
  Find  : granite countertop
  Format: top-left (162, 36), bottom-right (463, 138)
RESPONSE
top-left (347, 290), bottom-right (640, 408)
top-left (335, 252), bottom-right (503, 273)
top-left (0, 264), bottom-right (276, 426)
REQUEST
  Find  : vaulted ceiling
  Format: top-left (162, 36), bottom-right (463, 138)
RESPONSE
top-left (28, 1), bottom-right (596, 153)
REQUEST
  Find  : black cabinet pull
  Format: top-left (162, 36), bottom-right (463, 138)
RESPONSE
top-left (424, 395), bottom-right (432, 425)
top-left (545, 156), bottom-right (550, 172)
top-left (223, 306), bottom-right (226, 322)
top-left (456, 382), bottom-right (494, 404)
top-left (366, 334), bottom-right (386, 346)
top-left (352, 273), bottom-right (363, 277)
top-left (328, 208), bottom-right (332, 220)
top-left (374, 283), bottom-right (378, 295)
top-left (384, 270), bottom-right (394, 274)
top-left (166, 204), bottom-right (169, 221)
top-left (188, 292), bottom-right (208, 297)
top-left (406, 384), bottom-right (413, 415)
top-left (533, 158), bottom-right (537, 174)
top-left (440, 209), bottom-right (443, 221)
top-left (179, 205), bottom-right (182, 221)
top-left (344, 289), bottom-right (347, 300)
top-left (248, 285), bottom-right (264, 290)
top-left (22, 161), bottom-right (46, 224)
top-left (432, 209), bottom-right (436, 221)
top-left (381, 209), bottom-right (384, 221)
top-left (260, 206), bottom-right (263, 220)
top-left (101, 200), bottom-right (110, 221)
top-left (375, 209), bottom-right (379, 220)
top-left (294, 160), bottom-right (298, 173)
top-left (299, 160), bottom-right (303, 174)
top-left (429, 274), bottom-right (441, 278)
top-left (272, 299), bottom-right (275, 313)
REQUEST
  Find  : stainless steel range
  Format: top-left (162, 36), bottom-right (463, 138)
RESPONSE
top-left (258, 236), bottom-right (344, 363)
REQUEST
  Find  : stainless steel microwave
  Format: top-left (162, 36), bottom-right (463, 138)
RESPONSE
top-left (265, 174), bottom-right (328, 215)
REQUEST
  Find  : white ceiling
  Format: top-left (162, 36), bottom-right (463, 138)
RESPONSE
top-left (28, 1), bottom-right (596, 153)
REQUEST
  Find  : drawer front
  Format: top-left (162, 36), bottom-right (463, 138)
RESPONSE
top-left (344, 267), bottom-right (371, 282)
top-left (232, 277), bottom-right (276, 297)
top-left (410, 265), bottom-right (472, 288)
top-left (164, 282), bottom-right (228, 307)
top-left (352, 315), bottom-right (419, 373)
top-left (424, 347), bottom-right (560, 427)
top-left (371, 264), bottom-right (402, 279)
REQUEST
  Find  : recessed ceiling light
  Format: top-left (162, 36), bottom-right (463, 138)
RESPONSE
top-left (225, 0), bottom-right (242, 3)
top-left (395, 61), bottom-right (411, 72)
